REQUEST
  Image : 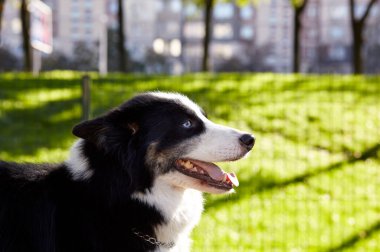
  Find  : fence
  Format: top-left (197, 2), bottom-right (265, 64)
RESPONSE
top-left (0, 72), bottom-right (379, 251)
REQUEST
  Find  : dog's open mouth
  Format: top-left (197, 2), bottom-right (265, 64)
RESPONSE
top-left (175, 159), bottom-right (239, 191)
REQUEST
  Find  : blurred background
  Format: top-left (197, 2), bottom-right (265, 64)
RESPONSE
top-left (0, 0), bottom-right (380, 251)
top-left (0, 0), bottom-right (379, 74)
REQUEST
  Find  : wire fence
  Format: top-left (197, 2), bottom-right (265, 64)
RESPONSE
top-left (0, 72), bottom-right (379, 251)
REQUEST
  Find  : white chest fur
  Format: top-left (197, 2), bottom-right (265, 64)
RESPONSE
top-left (132, 175), bottom-right (204, 252)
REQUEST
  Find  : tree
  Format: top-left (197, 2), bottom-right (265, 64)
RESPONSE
top-left (20, 0), bottom-right (32, 71)
top-left (0, 47), bottom-right (22, 71)
top-left (349, 0), bottom-right (378, 74)
top-left (290, 0), bottom-right (309, 73)
top-left (184, 0), bottom-right (216, 72)
top-left (202, 0), bottom-right (215, 72)
top-left (117, 0), bottom-right (127, 72)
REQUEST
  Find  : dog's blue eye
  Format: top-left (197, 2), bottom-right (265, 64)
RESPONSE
top-left (182, 120), bottom-right (192, 128)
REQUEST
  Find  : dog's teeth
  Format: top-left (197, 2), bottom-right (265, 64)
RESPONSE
top-left (222, 174), bottom-right (227, 182)
top-left (184, 161), bottom-right (194, 169)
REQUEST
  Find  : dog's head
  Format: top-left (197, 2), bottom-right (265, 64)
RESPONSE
top-left (72, 92), bottom-right (254, 194)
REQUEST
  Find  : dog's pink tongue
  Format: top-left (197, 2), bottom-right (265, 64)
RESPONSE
top-left (190, 160), bottom-right (225, 180)
top-left (189, 160), bottom-right (239, 187)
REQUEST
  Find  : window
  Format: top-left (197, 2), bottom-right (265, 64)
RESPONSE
top-left (330, 27), bottom-right (344, 39)
top-left (214, 3), bottom-right (234, 19)
top-left (214, 24), bottom-right (233, 40)
top-left (184, 22), bottom-right (204, 39)
top-left (170, 39), bottom-right (181, 57)
top-left (166, 22), bottom-right (179, 35)
top-left (331, 6), bottom-right (347, 19)
top-left (307, 5), bottom-right (317, 17)
top-left (170, 0), bottom-right (181, 13)
top-left (108, 1), bottom-right (117, 13)
top-left (153, 38), bottom-right (165, 54)
top-left (354, 4), bottom-right (366, 18)
top-left (329, 46), bottom-right (346, 60)
top-left (84, 2), bottom-right (92, 8)
top-left (185, 4), bottom-right (197, 17)
top-left (71, 10), bottom-right (81, 18)
top-left (240, 6), bottom-right (253, 20)
top-left (212, 43), bottom-right (233, 59)
top-left (71, 25), bottom-right (79, 34)
top-left (240, 26), bottom-right (254, 39)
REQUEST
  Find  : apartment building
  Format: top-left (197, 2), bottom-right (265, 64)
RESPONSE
top-left (182, 2), bottom-right (256, 72)
top-left (1, 0), bottom-right (378, 73)
top-left (1, 0), bottom-right (105, 58)
top-left (1, 0), bottom-right (23, 57)
top-left (45, 0), bottom-right (105, 56)
top-left (255, 0), bottom-right (293, 72)
top-left (300, 0), bottom-right (380, 73)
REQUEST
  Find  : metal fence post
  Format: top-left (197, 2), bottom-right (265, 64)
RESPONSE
top-left (81, 75), bottom-right (91, 121)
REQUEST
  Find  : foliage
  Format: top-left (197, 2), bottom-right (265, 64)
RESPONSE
top-left (0, 47), bottom-right (22, 71)
top-left (0, 73), bottom-right (379, 251)
top-left (290, 0), bottom-right (307, 7)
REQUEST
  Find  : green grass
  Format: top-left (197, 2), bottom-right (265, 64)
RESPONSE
top-left (0, 72), bottom-right (379, 251)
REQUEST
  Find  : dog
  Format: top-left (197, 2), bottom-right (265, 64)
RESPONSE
top-left (0, 92), bottom-right (254, 252)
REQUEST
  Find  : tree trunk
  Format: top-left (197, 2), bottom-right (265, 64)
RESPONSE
top-left (349, 0), bottom-right (378, 74)
top-left (292, 0), bottom-right (309, 73)
top-left (117, 0), bottom-right (127, 72)
top-left (352, 23), bottom-right (363, 74)
top-left (21, 0), bottom-right (32, 72)
top-left (202, 0), bottom-right (213, 72)
top-left (293, 9), bottom-right (301, 73)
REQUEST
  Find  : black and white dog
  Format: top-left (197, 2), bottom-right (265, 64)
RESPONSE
top-left (0, 92), bottom-right (254, 252)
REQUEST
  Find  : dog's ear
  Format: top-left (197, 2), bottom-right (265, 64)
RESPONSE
top-left (72, 109), bottom-right (139, 143)
top-left (72, 117), bottom-right (107, 143)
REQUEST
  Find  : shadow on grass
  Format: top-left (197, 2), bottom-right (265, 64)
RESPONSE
top-left (0, 98), bottom-right (81, 158)
top-left (325, 220), bottom-right (380, 252)
top-left (205, 143), bottom-right (380, 210)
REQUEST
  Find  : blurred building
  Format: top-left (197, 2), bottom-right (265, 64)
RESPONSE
top-left (300, 0), bottom-right (380, 73)
top-left (1, 0), bottom-right (379, 73)
top-left (183, 2), bottom-right (256, 72)
top-left (315, 0), bottom-right (353, 73)
top-left (1, 0), bottom-right (23, 57)
top-left (255, 0), bottom-right (293, 72)
top-left (44, 0), bottom-right (106, 56)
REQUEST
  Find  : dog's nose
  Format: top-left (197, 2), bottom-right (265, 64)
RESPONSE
top-left (239, 134), bottom-right (255, 150)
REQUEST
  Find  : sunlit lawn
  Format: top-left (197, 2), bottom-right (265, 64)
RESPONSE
top-left (0, 72), bottom-right (379, 251)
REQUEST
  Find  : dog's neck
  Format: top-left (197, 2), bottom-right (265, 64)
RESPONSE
top-left (132, 175), bottom-right (204, 252)
top-left (66, 140), bottom-right (204, 251)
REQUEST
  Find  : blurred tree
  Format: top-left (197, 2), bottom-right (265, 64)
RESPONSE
top-left (117, 0), bottom-right (127, 72)
top-left (349, 0), bottom-right (378, 74)
top-left (20, 0), bottom-right (32, 71)
top-left (107, 28), bottom-right (122, 71)
top-left (202, 0), bottom-right (214, 72)
top-left (145, 48), bottom-right (170, 74)
top-left (41, 52), bottom-right (72, 71)
top-left (365, 44), bottom-right (380, 73)
top-left (290, 0), bottom-right (309, 73)
top-left (190, 0), bottom-right (255, 72)
top-left (72, 42), bottom-right (98, 71)
top-left (0, 47), bottom-right (21, 71)
top-left (185, 0), bottom-right (216, 72)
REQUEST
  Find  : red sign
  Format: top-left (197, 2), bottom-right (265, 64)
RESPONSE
top-left (29, 0), bottom-right (53, 54)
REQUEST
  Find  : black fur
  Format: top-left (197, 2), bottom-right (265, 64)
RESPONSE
top-left (0, 93), bottom-right (206, 252)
